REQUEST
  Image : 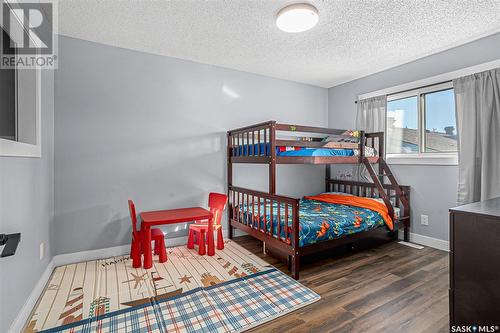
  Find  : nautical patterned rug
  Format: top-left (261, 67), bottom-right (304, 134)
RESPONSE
top-left (25, 240), bottom-right (320, 332)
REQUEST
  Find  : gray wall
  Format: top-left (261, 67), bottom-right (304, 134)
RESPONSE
top-left (54, 36), bottom-right (328, 255)
top-left (0, 69), bottom-right (54, 332)
top-left (328, 33), bottom-right (500, 242)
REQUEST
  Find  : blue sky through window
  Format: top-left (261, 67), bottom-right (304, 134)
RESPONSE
top-left (387, 96), bottom-right (418, 129)
top-left (387, 89), bottom-right (455, 134)
top-left (424, 89), bottom-right (456, 134)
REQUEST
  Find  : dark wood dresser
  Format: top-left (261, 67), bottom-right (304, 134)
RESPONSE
top-left (449, 197), bottom-right (500, 327)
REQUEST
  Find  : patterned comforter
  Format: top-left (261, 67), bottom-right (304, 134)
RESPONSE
top-left (241, 198), bottom-right (387, 247)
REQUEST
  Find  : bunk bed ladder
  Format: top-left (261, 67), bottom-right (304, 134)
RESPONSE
top-left (363, 157), bottom-right (411, 241)
top-left (362, 158), bottom-right (395, 219)
top-left (378, 159), bottom-right (410, 209)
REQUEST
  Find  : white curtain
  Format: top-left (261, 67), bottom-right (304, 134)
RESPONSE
top-left (356, 95), bottom-right (387, 132)
top-left (354, 95), bottom-right (387, 181)
top-left (454, 68), bottom-right (500, 204)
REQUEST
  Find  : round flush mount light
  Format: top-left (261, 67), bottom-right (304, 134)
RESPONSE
top-left (276, 3), bottom-right (319, 33)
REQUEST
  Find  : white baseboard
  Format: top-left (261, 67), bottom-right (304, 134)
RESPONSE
top-left (53, 244), bottom-right (130, 267)
top-left (398, 230), bottom-right (449, 252)
top-left (53, 235), bottom-right (189, 267)
top-left (8, 260), bottom-right (55, 333)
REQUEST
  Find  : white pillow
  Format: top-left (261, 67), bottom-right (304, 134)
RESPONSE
top-left (319, 192), bottom-right (400, 217)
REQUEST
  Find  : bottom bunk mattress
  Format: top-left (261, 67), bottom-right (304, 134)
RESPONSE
top-left (239, 195), bottom-right (399, 247)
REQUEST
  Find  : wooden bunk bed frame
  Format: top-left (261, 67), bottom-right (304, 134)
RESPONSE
top-left (227, 121), bottom-right (410, 279)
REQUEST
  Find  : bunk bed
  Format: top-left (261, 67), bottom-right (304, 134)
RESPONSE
top-left (227, 121), bottom-right (411, 280)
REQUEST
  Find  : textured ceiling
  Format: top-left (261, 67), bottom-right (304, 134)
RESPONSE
top-left (58, 0), bottom-right (500, 88)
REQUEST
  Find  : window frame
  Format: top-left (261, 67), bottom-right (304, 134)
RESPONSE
top-left (385, 81), bottom-right (458, 166)
top-left (0, 3), bottom-right (42, 158)
top-left (0, 67), bottom-right (41, 158)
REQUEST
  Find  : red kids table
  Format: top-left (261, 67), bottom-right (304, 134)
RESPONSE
top-left (139, 207), bottom-right (214, 269)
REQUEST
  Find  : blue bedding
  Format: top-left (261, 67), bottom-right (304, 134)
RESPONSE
top-left (234, 143), bottom-right (356, 157)
top-left (240, 198), bottom-right (387, 247)
top-left (278, 148), bottom-right (354, 157)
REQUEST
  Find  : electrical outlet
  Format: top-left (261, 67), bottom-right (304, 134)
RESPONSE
top-left (421, 215), bottom-right (429, 226)
top-left (40, 242), bottom-right (45, 260)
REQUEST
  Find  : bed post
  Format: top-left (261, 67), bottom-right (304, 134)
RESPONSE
top-left (291, 201), bottom-right (300, 280)
top-left (269, 121), bottom-right (277, 194)
top-left (227, 132), bottom-right (233, 239)
top-left (359, 130), bottom-right (365, 164)
top-left (325, 164), bottom-right (331, 192)
top-left (378, 132), bottom-right (385, 185)
top-left (263, 121), bottom-right (277, 253)
top-left (404, 220), bottom-right (410, 242)
top-left (404, 189), bottom-right (411, 242)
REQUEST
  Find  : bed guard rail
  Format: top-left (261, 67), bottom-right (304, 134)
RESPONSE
top-left (227, 121), bottom-right (275, 162)
top-left (228, 185), bottom-right (299, 253)
top-left (227, 121), bottom-right (384, 161)
top-left (326, 179), bottom-right (410, 223)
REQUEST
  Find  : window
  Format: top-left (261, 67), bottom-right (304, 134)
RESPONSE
top-left (0, 27), bottom-right (41, 157)
top-left (386, 82), bottom-right (457, 164)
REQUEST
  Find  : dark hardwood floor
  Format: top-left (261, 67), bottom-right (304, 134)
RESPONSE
top-left (235, 235), bottom-right (449, 333)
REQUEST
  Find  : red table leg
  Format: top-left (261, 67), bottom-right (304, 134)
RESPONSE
top-left (158, 239), bottom-right (167, 263)
top-left (142, 225), bottom-right (153, 269)
top-left (207, 217), bottom-right (215, 256)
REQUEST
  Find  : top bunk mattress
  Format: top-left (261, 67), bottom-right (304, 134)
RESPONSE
top-left (278, 148), bottom-right (355, 157)
top-left (234, 143), bottom-right (376, 157)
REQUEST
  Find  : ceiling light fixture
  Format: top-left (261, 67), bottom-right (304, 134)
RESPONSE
top-left (276, 3), bottom-right (319, 33)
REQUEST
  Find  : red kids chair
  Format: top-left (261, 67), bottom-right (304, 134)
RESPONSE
top-left (129, 200), bottom-right (167, 268)
top-left (187, 193), bottom-right (227, 255)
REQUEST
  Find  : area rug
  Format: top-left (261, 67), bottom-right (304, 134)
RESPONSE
top-left (25, 240), bottom-right (320, 332)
